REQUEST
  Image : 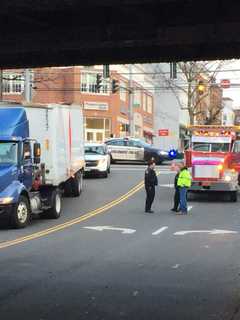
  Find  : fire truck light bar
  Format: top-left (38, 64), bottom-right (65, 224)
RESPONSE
top-left (193, 130), bottom-right (233, 137)
top-left (188, 125), bottom-right (240, 132)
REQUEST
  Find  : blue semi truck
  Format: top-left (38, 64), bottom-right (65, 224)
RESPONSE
top-left (0, 103), bottom-right (85, 228)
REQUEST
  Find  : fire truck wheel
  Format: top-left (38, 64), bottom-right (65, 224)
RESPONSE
top-left (230, 191), bottom-right (237, 202)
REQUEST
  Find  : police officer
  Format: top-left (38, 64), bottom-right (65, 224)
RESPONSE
top-left (145, 159), bottom-right (158, 213)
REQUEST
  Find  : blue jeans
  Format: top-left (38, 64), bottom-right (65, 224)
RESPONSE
top-left (179, 187), bottom-right (188, 213)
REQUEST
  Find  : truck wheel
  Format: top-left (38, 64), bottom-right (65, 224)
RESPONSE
top-left (11, 195), bottom-right (30, 228)
top-left (71, 172), bottom-right (83, 197)
top-left (230, 191), bottom-right (237, 202)
top-left (44, 189), bottom-right (62, 219)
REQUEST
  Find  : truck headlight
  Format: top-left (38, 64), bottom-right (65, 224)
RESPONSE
top-left (224, 175), bottom-right (232, 182)
top-left (0, 197), bottom-right (14, 204)
top-left (223, 170), bottom-right (237, 182)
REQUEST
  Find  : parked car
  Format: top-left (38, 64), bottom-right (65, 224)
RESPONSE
top-left (84, 143), bottom-right (111, 178)
top-left (105, 138), bottom-right (169, 164)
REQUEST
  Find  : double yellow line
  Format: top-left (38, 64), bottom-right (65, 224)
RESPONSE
top-left (0, 180), bottom-right (145, 250)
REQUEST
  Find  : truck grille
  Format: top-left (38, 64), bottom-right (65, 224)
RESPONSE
top-left (194, 165), bottom-right (220, 179)
top-left (86, 160), bottom-right (98, 167)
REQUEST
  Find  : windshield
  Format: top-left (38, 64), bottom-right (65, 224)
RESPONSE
top-left (85, 146), bottom-right (105, 155)
top-left (0, 141), bottom-right (18, 165)
top-left (193, 142), bottom-right (230, 152)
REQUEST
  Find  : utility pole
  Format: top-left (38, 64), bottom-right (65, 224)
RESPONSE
top-left (128, 64), bottom-right (134, 137)
top-left (24, 69), bottom-right (32, 102)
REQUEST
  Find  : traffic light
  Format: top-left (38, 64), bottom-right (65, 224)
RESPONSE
top-left (96, 73), bottom-right (102, 93)
top-left (119, 123), bottom-right (124, 131)
top-left (112, 79), bottom-right (119, 94)
top-left (197, 81), bottom-right (205, 95)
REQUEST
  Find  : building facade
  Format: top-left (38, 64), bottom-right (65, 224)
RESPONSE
top-left (2, 66), bottom-right (154, 144)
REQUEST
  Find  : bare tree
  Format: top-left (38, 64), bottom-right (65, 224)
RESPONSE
top-left (153, 61), bottom-right (227, 125)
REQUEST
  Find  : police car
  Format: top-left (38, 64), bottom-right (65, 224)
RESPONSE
top-left (84, 143), bottom-right (111, 177)
top-left (105, 138), bottom-right (169, 164)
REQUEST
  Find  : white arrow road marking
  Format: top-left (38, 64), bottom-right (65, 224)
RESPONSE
top-left (83, 226), bottom-right (136, 234)
top-left (172, 264), bottom-right (180, 269)
top-left (152, 226), bottom-right (168, 236)
top-left (174, 229), bottom-right (238, 236)
top-left (159, 184), bottom-right (174, 188)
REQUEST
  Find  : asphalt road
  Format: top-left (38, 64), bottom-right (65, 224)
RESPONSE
top-left (1, 164), bottom-right (240, 320)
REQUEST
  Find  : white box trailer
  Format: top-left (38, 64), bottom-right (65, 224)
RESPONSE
top-left (25, 103), bottom-right (85, 186)
top-left (0, 102), bottom-right (85, 228)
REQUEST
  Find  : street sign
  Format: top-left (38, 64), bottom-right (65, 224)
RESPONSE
top-left (220, 79), bottom-right (231, 89)
top-left (158, 129), bottom-right (169, 136)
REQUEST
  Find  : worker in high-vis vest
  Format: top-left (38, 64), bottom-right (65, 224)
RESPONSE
top-left (177, 163), bottom-right (192, 215)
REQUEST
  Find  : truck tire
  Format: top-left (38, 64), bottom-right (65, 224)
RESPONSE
top-left (71, 172), bottom-right (83, 197)
top-left (44, 189), bottom-right (62, 219)
top-left (230, 191), bottom-right (237, 202)
top-left (11, 195), bottom-right (30, 228)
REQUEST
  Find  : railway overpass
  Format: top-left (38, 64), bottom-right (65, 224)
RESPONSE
top-left (2, 0), bottom-right (240, 68)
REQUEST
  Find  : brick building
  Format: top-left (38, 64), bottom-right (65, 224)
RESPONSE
top-left (2, 66), bottom-right (154, 143)
top-left (195, 83), bottom-right (223, 125)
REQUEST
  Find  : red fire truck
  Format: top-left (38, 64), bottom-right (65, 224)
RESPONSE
top-left (185, 125), bottom-right (240, 201)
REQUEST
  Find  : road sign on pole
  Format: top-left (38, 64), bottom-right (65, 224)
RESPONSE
top-left (158, 129), bottom-right (169, 136)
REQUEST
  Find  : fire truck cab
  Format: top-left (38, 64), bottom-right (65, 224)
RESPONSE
top-left (185, 125), bottom-right (240, 202)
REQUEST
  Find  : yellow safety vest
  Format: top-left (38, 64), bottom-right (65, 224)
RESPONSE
top-left (177, 169), bottom-right (191, 188)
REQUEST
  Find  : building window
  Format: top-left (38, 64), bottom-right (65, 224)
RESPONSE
top-left (120, 81), bottom-right (127, 102)
top-left (80, 73), bottom-right (109, 94)
top-left (133, 89), bottom-right (141, 107)
top-left (2, 73), bottom-right (24, 94)
top-left (147, 96), bottom-right (153, 114)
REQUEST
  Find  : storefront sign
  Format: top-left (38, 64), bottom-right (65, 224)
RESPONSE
top-left (158, 129), bottom-right (169, 136)
top-left (84, 102), bottom-right (108, 111)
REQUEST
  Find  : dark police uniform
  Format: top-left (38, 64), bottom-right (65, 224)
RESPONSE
top-left (144, 166), bottom-right (158, 212)
top-left (172, 172), bottom-right (180, 211)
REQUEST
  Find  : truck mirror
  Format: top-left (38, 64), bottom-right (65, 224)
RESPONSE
top-left (33, 143), bottom-right (41, 164)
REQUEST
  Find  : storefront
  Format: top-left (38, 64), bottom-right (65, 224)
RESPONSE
top-left (85, 117), bottom-right (111, 142)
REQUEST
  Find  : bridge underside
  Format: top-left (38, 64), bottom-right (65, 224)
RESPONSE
top-left (2, 0), bottom-right (240, 68)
